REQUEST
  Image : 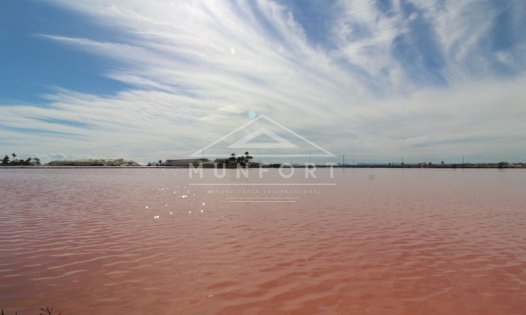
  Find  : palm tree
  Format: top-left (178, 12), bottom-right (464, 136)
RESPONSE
top-left (244, 151), bottom-right (253, 164)
top-left (34, 157), bottom-right (41, 166)
top-left (2, 155), bottom-right (9, 165)
top-left (236, 155), bottom-right (245, 166)
top-left (11, 153), bottom-right (16, 160)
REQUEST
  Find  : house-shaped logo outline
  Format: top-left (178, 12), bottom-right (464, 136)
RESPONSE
top-left (190, 115), bottom-right (335, 158)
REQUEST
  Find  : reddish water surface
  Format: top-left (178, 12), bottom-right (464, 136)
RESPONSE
top-left (0, 168), bottom-right (525, 314)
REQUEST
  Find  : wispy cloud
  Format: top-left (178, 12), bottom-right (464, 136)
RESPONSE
top-left (1, 0), bottom-right (525, 162)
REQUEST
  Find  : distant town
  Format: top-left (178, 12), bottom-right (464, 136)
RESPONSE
top-left (2, 152), bottom-right (525, 169)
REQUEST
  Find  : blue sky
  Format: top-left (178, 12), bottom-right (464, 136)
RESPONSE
top-left (1, 0), bottom-right (526, 163)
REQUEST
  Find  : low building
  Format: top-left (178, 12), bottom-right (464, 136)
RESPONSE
top-left (213, 158), bottom-right (229, 167)
top-left (47, 159), bottom-right (139, 166)
top-left (164, 158), bottom-right (210, 167)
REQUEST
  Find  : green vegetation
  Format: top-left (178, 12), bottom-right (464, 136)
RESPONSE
top-left (1, 153), bottom-right (40, 166)
top-left (228, 151), bottom-right (254, 167)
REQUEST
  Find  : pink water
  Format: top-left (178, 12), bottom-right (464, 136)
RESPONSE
top-left (0, 168), bottom-right (525, 314)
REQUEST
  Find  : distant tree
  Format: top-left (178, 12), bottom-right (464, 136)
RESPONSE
top-left (11, 153), bottom-right (16, 160)
top-left (34, 157), bottom-right (41, 166)
top-left (441, 161), bottom-right (444, 165)
top-left (225, 152), bottom-right (255, 167)
top-left (498, 161), bottom-right (509, 168)
top-left (2, 155), bottom-right (9, 165)
top-left (25, 157), bottom-right (32, 165)
top-left (158, 160), bottom-right (163, 166)
top-left (244, 151), bottom-right (253, 164)
top-left (235, 156), bottom-right (244, 166)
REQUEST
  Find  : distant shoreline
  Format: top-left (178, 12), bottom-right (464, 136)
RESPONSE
top-left (1, 164), bottom-right (525, 169)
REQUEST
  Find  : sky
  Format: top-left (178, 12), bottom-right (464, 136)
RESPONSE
top-left (1, 0), bottom-right (525, 164)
